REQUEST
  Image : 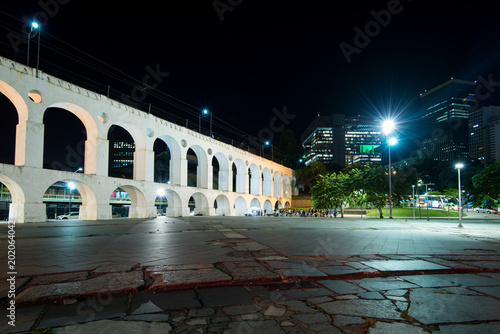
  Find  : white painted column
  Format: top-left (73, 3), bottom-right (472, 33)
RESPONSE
top-left (170, 157), bottom-right (187, 186)
top-left (227, 169), bottom-right (233, 192)
top-left (205, 165), bottom-right (213, 189)
top-left (133, 148), bottom-right (154, 181)
top-left (218, 169), bottom-right (230, 191)
top-left (95, 137), bottom-right (109, 176)
top-left (16, 120), bottom-right (44, 168)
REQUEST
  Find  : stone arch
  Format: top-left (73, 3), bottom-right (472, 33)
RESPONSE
top-left (153, 135), bottom-right (181, 184)
top-left (43, 179), bottom-right (97, 220)
top-left (46, 102), bottom-right (99, 175)
top-left (262, 168), bottom-right (272, 196)
top-left (232, 158), bottom-right (246, 193)
top-left (249, 198), bottom-right (261, 215)
top-left (275, 200), bottom-right (282, 210)
top-left (0, 80), bottom-right (28, 166)
top-left (283, 174), bottom-right (291, 199)
top-left (110, 185), bottom-right (147, 218)
top-left (249, 163), bottom-right (260, 195)
top-left (190, 192), bottom-right (209, 215)
top-left (284, 201), bottom-right (291, 208)
top-left (214, 194), bottom-right (230, 216)
top-left (234, 196), bottom-right (247, 216)
top-left (213, 152), bottom-right (229, 191)
top-left (157, 188), bottom-right (183, 217)
top-left (107, 122), bottom-right (147, 180)
top-left (0, 174), bottom-right (25, 222)
top-left (187, 145), bottom-right (209, 188)
top-left (263, 199), bottom-right (273, 215)
top-left (273, 171), bottom-right (282, 198)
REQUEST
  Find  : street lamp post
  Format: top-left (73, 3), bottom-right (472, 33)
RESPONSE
top-left (27, 21), bottom-right (39, 69)
top-left (412, 185), bottom-right (415, 219)
top-left (67, 182), bottom-right (75, 214)
top-left (157, 189), bottom-right (165, 216)
top-left (382, 119), bottom-right (396, 219)
top-left (198, 109), bottom-right (211, 135)
top-left (417, 183), bottom-right (421, 218)
top-left (265, 141), bottom-right (274, 161)
top-left (455, 163), bottom-right (464, 228)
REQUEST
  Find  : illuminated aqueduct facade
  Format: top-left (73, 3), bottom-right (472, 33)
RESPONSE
top-left (0, 57), bottom-right (294, 223)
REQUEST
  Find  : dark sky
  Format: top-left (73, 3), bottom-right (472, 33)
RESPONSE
top-left (1, 0), bottom-right (500, 147)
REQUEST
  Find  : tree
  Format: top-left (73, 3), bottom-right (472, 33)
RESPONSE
top-left (311, 172), bottom-right (350, 217)
top-left (350, 165), bottom-right (387, 218)
top-left (297, 161), bottom-right (328, 193)
top-left (470, 161), bottom-right (500, 208)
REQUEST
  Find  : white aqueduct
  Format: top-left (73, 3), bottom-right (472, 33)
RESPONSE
top-left (0, 56), bottom-right (295, 223)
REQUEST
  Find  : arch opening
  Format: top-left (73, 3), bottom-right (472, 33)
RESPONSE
top-left (234, 196), bottom-right (247, 216)
top-left (189, 193), bottom-right (209, 216)
top-left (154, 139), bottom-right (171, 184)
top-left (0, 93), bottom-right (19, 165)
top-left (43, 107), bottom-right (87, 172)
top-left (108, 125), bottom-right (135, 180)
top-left (109, 185), bottom-right (147, 219)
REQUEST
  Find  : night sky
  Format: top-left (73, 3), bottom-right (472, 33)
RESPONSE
top-left (1, 0), bottom-right (500, 156)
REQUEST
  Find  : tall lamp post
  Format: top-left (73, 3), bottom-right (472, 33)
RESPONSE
top-left (412, 185), bottom-right (416, 219)
top-left (198, 109), bottom-right (212, 135)
top-left (67, 182), bottom-right (75, 214)
top-left (382, 119), bottom-right (397, 219)
top-left (157, 189), bottom-right (165, 216)
top-left (455, 163), bottom-right (464, 228)
top-left (265, 141), bottom-right (274, 161)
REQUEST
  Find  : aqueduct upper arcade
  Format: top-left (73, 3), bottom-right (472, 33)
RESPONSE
top-left (0, 57), bottom-right (295, 222)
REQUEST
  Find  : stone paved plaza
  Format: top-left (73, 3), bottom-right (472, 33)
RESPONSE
top-left (1, 215), bottom-right (500, 333)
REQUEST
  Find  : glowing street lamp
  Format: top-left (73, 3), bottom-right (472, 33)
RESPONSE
top-left (157, 189), bottom-right (165, 216)
top-left (27, 21), bottom-right (41, 78)
top-left (455, 163), bottom-right (464, 228)
top-left (198, 109), bottom-right (212, 135)
top-left (265, 141), bottom-right (274, 161)
top-left (67, 182), bottom-right (76, 214)
top-left (387, 137), bottom-right (397, 218)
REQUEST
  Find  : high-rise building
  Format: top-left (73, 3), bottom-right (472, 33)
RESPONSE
top-left (419, 78), bottom-right (476, 162)
top-left (469, 105), bottom-right (500, 162)
top-left (301, 114), bottom-right (382, 167)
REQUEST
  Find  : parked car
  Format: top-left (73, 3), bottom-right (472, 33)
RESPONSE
top-left (475, 208), bottom-right (498, 214)
top-left (56, 212), bottom-right (80, 220)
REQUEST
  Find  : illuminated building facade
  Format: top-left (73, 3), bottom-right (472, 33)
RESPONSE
top-left (419, 78), bottom-right (476, 161)
top-left (301, 114), bottom-right (382, 167)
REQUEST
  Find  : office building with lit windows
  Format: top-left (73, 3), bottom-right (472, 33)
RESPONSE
top-left (419, 78), bottom-right (476, 161)
top-left (469, 105), bottom-right (500, 162)
top-left (301, 114), bottom-right (382, 168)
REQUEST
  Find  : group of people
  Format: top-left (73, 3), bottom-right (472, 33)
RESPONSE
top-left (267, 208), bottom-right (340, 218)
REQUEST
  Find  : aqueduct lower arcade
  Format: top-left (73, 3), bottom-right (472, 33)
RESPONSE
top-left (0, 57), bottom-right (294, 223)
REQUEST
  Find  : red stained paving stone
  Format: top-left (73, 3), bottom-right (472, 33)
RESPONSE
top-left (149, 267), bottom-right (232, 290)
top-left (16, 271), bottom-right (144, 303)
top-left (30, 271), bottom-right (89, 285)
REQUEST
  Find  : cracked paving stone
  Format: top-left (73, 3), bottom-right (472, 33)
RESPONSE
top-left (224, 320), bottom-right (284, 334)
top-left (334, 315), bottom-right (364, 327)
top-left (292, 312), bottom-right (328, 324)
top-left (16, 271), bottom-right (144, 302)
top-left (318, 299), bottom-right (403, 320)
top-left (264, 305), bottom-right (286, 317)
top-left (369, 321), bottom-right (428, 334)
top-left (52, 319), bottom-right (172, 333)
top-left (437, 322), bottom-right (500, 333)
top-left (408, 288), bottom-right (500, 324)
